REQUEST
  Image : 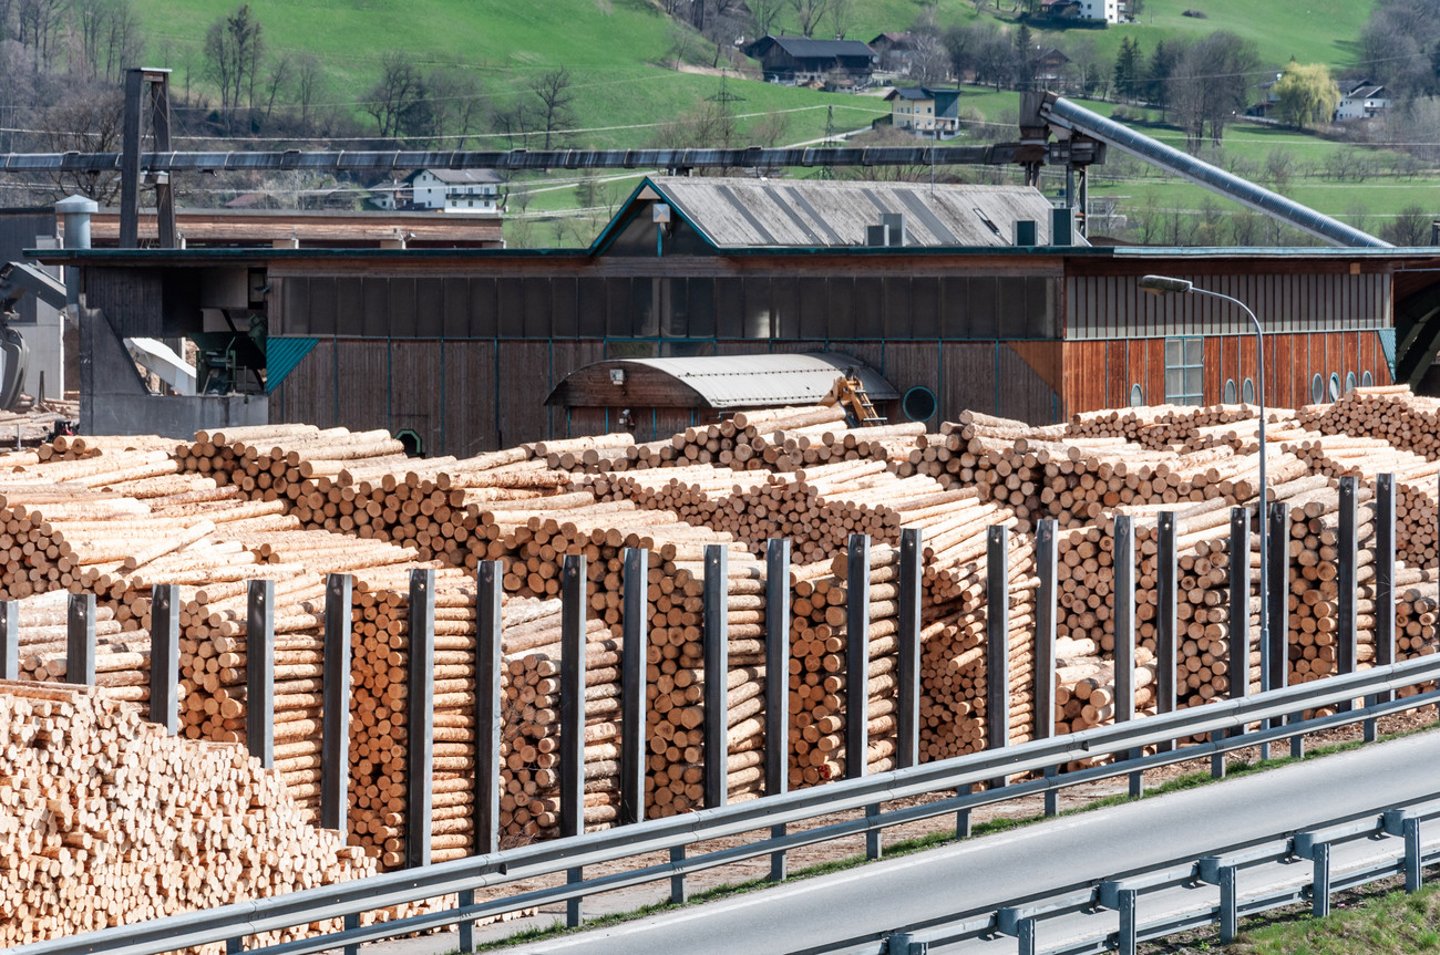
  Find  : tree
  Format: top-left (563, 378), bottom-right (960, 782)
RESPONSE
top-left (1383, 204), bottom-right (1431, 245)
top-left (532, 67), bottom-right (575, 150)
top-left (1167, 32), bottom-right (1258, 149)
top-left (37, 85), bottom-right (126, 202)
top-left (363, 51), bottom-right (424, 138)
top-left (294, 53), bottom-right (324, 127)
top-left (74, 0), bottom-right (143, 81)
top-left (1012, 24), bottom-right (1037, 92)
top-left (203, 4), bottom-right (265, 132)
top-left (825, 0), bottom-right (852, 39)
top-left (748, 0), bottom-right (784, 36)
top-left (909, 33), bottom-right (950, 85)
top-left (1112, 36), bottom-right (1140, 101)
top-left (1144, 40), bottom-right (1177, 111)
top-left (1263, 148), bottom-right (1295, 190)
top-left (788, 0), bottom-right (828, 37)
top-left (1273, 61), bottom-right (1340, 129)
top-left (426, 67), bottom-right (488, 147)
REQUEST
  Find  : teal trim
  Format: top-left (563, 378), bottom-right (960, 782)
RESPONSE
top-left (1378, 328), bottom-right (1397, 378)
top-left (265, 337), bottom-right (319, 394)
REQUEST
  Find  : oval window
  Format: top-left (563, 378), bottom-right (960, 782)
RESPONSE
top-left (395, 428), bottom-right (424, 457)
top-left (1345, 371), bottom-right (1357, 394)
top-left (902, 386), bottom-right (938, 422)
top-left (1328, 372), bottom-right (1341, 401)
top-left (1311, 373), bottom-right (1324, 404)
top-left (1129, 383), bottom-right (1144, 407)
top-left (1362, 370), bottom-right (1375, 387)
top-left (1242, 378), bottom-right (1255, 404)
top-left (1223, 378), bottom-right (1237, 404)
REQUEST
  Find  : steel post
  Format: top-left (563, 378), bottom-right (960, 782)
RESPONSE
top-left (150, 585), bottom-right (179, 735)
top-left (765, 538), bottom-right (791, 882)
top-left (321, 574), bottom-right (352, 833)
top-left (621, 548), bottom-right (649, 827)
top-left (560, 555), bottom-right (586, 926)
top-left (407, 569), bottom-right (435, 870)
top-left (244, 581), bottom-right (272, 768)
top-left (986, 525), bottom-right (1010, 788)
top-left (1337, 477), bottom-right (1358, 716)
top-left (846, 533), bottom-right (871, 781)
top-left (1370, 474), bottom-right (1396, 739)
top-left (67, 592), bottom-right (95, 687)
top-left (1034, 520), bottom-right (1057, 745)
top-left (898, 529), bottom-right (922, 769)
top-left (0, 600), bottom-right (16, 681)
top-left (475, 563), bottom-right (503, 854)
top-left (703, 545), bottom-right (729, 810)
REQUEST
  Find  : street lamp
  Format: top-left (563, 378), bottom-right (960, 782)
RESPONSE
top-left (1138, 274), bottom-right (1271, 697)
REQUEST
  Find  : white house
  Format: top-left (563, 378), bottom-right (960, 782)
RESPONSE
top-left (1078, 0), bottom-right (1119, 23)
top-left (408, 169), bottom-right (503, 212)
top-left (1336, 83), bottom-right (1390, 121)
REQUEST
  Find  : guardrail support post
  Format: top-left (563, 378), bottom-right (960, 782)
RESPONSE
top-left (704, 544), bottom-right (729, 812)
top-left (1215, 508), bottom-right (1250, 780)
top-left (321, 574), bottom-right (352, 833)
top-left (561, 555), bottom-right (586, 926)
top-left (67, 591), bottom-right (96, 687)
top-left (1337, 478), bottom-right (1358, 715)
top-left (986, 525), bottom-right (1010, 790)
top-left (765, 538), bottom-right (791, 882)
top-left (343, 912), bottom-right (359, 955)
top-left (1017, 917), bottom-right (1037, 955)
top-left (898, 529), bottom-right (922, 771)
top-left (670, 845), bottom-right (688, 904)
top-left (407, 569), bottom-right (435, 870)
top-left (1311, 841), bottom-right (1331, 918)
top-left (1118, 888), bottom-right (1137, 955)
top-left (955, 782), bottom-right (972, 839)
top-left (150, 584), bottom-right (179, 735)
top-left (846, 534), bottom-right (880, 858)
top-left (245, 581), bottom-right (273, 769)
top-left (1369, 474), bottom-right (1396, 742)
top-left (1265, 501), bottom-right (1291, 760)
top-left (1406, 817), bottom-right (1423, 893)
top-left (1156, 513), bottom-right (1177, 753)
top-left (475, 563), bottom-right (502, 854)
top-left (621, 548), bottom-right (648, 827)
top-left (1218, 864), bottom-right (1238, 943)
top-left (0, 600), bottom-right (17, 681)
top-left (1036, 519), bottom-right (1058, 816)
top-left (457, 888), bottom-right (476, 954)
top-left (1114, 515), bottom-right (1140, 798)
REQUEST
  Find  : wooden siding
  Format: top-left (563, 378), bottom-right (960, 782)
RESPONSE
top-left (1062, 330), bottom-right (1393, 417)
top-left (1065, 271), bottom-right (1390, 339)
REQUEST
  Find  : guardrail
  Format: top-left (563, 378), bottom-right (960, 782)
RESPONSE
top-left (16, 651), bottom-right (1440, 955)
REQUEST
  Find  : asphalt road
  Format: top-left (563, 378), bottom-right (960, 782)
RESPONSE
top-left (508, 731), bottom-right (1440, 954)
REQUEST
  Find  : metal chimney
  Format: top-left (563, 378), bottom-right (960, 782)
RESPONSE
top-left (881, 212), bottom-right (906, 247)
top-left (55, 195), bottom-right (97, 307)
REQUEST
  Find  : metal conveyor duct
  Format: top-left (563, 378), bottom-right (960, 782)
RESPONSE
top-left (1037, 93), bottom-right (1390, 249)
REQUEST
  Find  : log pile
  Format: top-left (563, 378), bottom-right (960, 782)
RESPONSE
top-left (0, 682), bottom-right (377, 949)
top-left (1298, 385), bottom-right (1440, 460)
top-left (1067, 404), bottom-right (1259, 451)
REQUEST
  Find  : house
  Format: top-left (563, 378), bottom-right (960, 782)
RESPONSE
top-left (1336, 82), bottom-right (1390, 121)
top-left (884, 87), bottom-right (962, 133)
top-left (407, 168), bottom-right (503, 212)
top-left (1045, 0), bottom-right (1118, 22)
top-left (1035, 48), bottom-right (1071, 84)
top-left (742, 35), bottom-right (877, 86)
top-left (870, 32), bottom-right (919, 73)
top-left (366, 180), bottom-right (412, 211)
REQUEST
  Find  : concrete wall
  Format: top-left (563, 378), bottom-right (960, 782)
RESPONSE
top-left (86, 392), bottom-right (268, 438)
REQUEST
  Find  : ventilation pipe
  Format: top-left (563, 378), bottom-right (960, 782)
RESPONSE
top-left (1035, 93), bottom-right (1390, 248)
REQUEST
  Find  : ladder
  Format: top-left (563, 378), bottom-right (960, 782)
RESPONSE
top-left (828, 374), bottom-right (886, 427)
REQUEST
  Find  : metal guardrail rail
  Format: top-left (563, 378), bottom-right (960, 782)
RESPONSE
top-left (16, 653), bottom-right (1440, 955)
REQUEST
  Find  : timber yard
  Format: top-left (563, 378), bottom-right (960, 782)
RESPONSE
top-left (6, 49), bottom-right (1440, 955)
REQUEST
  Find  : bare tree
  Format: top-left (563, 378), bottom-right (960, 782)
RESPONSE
top-left (203, 4), bottom-right (265, 132)
top-left (492, 100), bottom-right (534, 149)
top-left (1383, 204), bottom-right (1431, 245)
top-left (825, 0), bottom-right (852, 38)
top-left (666, 21), bottom-right (696, 69)
top-left (259, 52), bottom-right (292, 128)
top-left (73, 0), bottom-right (145, 81)
top-left (294, 52), bottom-right (324, 127)
top-left (37, 86), bottom-right (125, 202)
top-left (531, 67), bottom-right (575, 150)
top-left (748, 0), bottom-right (783, 37)
top-left (17, 0), bottom-right (65, 66)
top-left (363, 51), bottom-right (425, 138)
top-left (788, 0), bottom-right (829, 38)
top-left (909, 33), bottom-right (950, 84)
top-left (426, 66), bottom-right (488, 147)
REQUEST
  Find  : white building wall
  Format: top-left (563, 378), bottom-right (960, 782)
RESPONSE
top-left (1080, 0), bottom-right (1118, 22)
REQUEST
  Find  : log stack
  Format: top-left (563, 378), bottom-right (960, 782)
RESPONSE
top-left (0, 681), bottom-right (377, 949)
top-left (1298, 385), bottom-right (1440, 460)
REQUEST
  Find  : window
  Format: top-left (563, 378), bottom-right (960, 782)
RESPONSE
top-left (1345, 371), bottom-right (1357, 394)
top-left (1130, 383), bottom-right (1144, 407)
top-left (1164, 337), bottom-right (1203, 405)
top-left (1242, 378), bottom-right (1255, 404)
top-left (1329, 372), bottom-right (1341, 401)
top-left (1223, 378), bottom-right (1237, 404)
top-left (1362, 370), bottom-right (1375, 387)
top-left (1311, 373), bottom-right (1324, 404)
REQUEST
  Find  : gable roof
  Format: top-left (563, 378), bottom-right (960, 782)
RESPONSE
top-left (406, 168), bottom-right (502, 185)
top-left (744, 35), bottom-right (876, 60)
top-left (611, 176), bottom-right (1080, 250)
top-left (869, 32), bottom-right (917, 48)
top-left (885, 87), bottom-right (961, 102)
top-left (1344, 84), bottom-right (1386, 99)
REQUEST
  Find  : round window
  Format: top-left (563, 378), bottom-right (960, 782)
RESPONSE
top-left (1362, 370), bottom-right (1375, 387)
top-left (1311, 374), bottom-right (1324, 404)
top-left (1129, 383), bottom-right (1144, 407)
top-left (1328, 373), bottom-right (1341, 401)
top-left (1345, 371), bottom-right (1357, 394)
top-left (902, 386), bottom-right (938, 422)
top-left (1242, 378), bottom-right (1255, 404)
top-left (1223, 378), bottom-right (1237, 404)
top-left (395, 428), bottom-right (424, 457)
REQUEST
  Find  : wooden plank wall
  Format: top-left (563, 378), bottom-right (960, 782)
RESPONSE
top-left (1062, 330), bottom-right (1393, 417)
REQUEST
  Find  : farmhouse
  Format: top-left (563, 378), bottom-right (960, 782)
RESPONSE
top-left (742, 35), bottom-right (877, 86)
top-left (885, 87), bottom-right (962, 133)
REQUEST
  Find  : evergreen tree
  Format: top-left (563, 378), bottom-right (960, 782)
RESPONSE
top-left (1145, 40), bottom-right (1178, 111)
top-left (1113, 37), bottom-right (1140, 100)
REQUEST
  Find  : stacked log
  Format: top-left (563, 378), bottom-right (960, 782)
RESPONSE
top-left (0, 682), bottom-right (377, 949)
top-left (1297, 386), bottom-right (1440, 460)
top-left (1067, 404), bottom-right (1261, 451)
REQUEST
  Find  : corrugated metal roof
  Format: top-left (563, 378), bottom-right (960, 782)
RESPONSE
top-left (561, 352), bottom-right (898, 410)
top-left (650, 176), bottom-right (1077, 249)
top-left (747, 36), bottom-right (877, 59)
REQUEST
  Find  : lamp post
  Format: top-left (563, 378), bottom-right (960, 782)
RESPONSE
top-left (1138, 274), bottom-right (1270, 695)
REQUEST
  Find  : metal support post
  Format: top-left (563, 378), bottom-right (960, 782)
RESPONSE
top-left (1406, 818), bottom-right (1423, 893)
top-left (1156, 513), bottom-right (1177, 752)
top-left (1370, 474), bottom-right (1396, 741)
top-left (1266, 501), bottom-right (1289, 694)
top-left (244, 581), bottom-right (272, 768)
top-left (765, 538), bottom-right (791, 882)
top-left (670, 845), bottom-right (687, 904)
top-left (898, 529), bottom-right (922, 769)
top-left (1215, 508), bottom-right (1249, 780)
top-left (1311, 842), bottom-right (1332, 918)
top-left (407, 569), bottom-right (435, 870)
top-left (955, 782), bottom-right (972, 839)
top-left (1113, 515), bottom-right (1141, 797)
top-left (321, 574), bottom-right (352, 833)
top-left (1034, 520), bottom-right (1057, 745)
top-left (1219, 865), bottom-right (1238, 943)
top-left (703, 545), bottom-right (729, 810)
top-left (1337, 477), bottom-right (1358, 680)
top-left (986, 525), bottom-right (1010, 789)
top-left (67, 592), bottom-right (96, 687)
top-left (475, 563), bottom-right (502, 853)
top-left (457, 889), bottom-right (476, 954)
top-left (1117, 888), bottom-right (1138, 955)
top-left (847, 533), bottom-right (872, 781)
top-left (147, 74), bottom-right (176, 248)
top-left (621, 548), bottom-right (648, 827)
top-left (0, 600), bottom-right (16, 681)
top-left (119, 68), bottom-right (144, 248)
top-left (149, 586), bottom-right (179, 735)
top-left (560, 555), bottom-right (585, 926)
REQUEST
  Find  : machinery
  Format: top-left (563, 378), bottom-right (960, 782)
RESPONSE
top-left (0, 261), bottom-right (63, 411)
top-left (826, 373), bottom-right (886, 427)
